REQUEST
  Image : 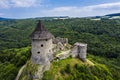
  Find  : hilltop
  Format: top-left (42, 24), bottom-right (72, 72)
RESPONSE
top-left (19, 56), bottom-right (114, 80)
top-left (0, 46), bottom-right (119, 80)
top-left (0, 17), bottom-right (120, 80)
top-left (0, 17), bottom-right (13, 21)
top-left (105, 13), bottom-right (120, 17)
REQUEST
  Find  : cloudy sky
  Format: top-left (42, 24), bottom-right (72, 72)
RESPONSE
top-left (0, 0), bottom-right (120, 18)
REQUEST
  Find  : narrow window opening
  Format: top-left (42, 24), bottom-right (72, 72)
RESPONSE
top-left (41, 44), bottom-right (43, 47)
top-left (37, 51), bottom-right (40, 54)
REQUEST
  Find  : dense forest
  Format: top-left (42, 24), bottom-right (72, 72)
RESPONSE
top-left (0, 18), bottom-right (120, 80)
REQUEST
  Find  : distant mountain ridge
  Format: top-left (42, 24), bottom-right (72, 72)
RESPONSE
top-left (0, 17), bottom-right (13, 21)
top-left (0, 13), bottom-right (120, 20)
top-left (105, 13), bottom-right (120, 17)
top-left (88, 13), bottom-right (120, 20)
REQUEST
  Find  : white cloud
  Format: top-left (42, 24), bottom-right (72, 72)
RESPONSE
top-left (42, 2), bottom-right (120, 17)
top-left (87, 2), bottom-right (120, 9)
top-left (0, 0), bottom-right (9, 8)
top-left (80, 2), bottom-right (119, 10)
top-left (0, 0), bottom-right (41, 8)
top-left (11, 0), bottom-right (38, 7)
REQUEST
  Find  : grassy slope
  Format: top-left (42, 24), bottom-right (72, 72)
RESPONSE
top-left (0, 47), bottom-right (31, 80)
top-left (0, 19), bottom-right (120, 80)
top-left (42, 57), bottom-right (114, 80)
top-left (0, 46), bottom-right (119, 80)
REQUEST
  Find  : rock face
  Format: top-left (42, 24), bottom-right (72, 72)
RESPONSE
top-left (33, 64), bottom-right (50, 80)
top-left (71, 42), bottom-right (87, 61)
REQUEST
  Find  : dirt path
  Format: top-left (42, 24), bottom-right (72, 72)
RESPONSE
top-left (15, 65), bottom-right (26, 80)
top-left (56, 50), bottom-right (71, 59)
top-left (57, 50), bottom-right (70, 56)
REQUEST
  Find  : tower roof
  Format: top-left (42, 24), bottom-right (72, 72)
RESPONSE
top-left (34, 20), bottom-right (46, 31)
top-left (30, 20), bottom-right (54, 39)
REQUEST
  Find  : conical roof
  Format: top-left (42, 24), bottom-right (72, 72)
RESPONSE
top-left (30, 20), bottom-right (54, 40)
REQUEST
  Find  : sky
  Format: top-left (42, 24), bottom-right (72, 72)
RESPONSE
top-left (0, 0), bottom-right (120, 19)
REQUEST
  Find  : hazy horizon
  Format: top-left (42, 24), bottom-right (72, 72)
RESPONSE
top-left (0, 0), bottom-right (120, 19)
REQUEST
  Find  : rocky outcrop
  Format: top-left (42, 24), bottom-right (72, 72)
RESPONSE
top-left (33, 64), bottom-right (50, 80)
top-left (17, 60), bottom-right (50, 80)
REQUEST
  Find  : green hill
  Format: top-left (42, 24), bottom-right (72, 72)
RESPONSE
top-left (105, 13), bottom-right (120, 17)
top-left (42, 54), bottom-right (120, 80)
top-left (42, 58), bottom-right (113, 80)
top-left (0, 18), bottom-right (120, 80)
top-left (0, 46), bottom-right (120, 80)
top-left (0, 18), bottom-right (120, 58)
top-left (0, 47), bottom-right (31, 80)
top-left (0, 17), bottom-right (12, 21)
top-left (19, 56), bottom-right (117, 80)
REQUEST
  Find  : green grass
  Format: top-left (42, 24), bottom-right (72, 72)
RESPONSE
top-left (19, 60), bottom-right (39, 80)
top-left (42, 57), bottom-right (113, 80)
top-left (43, 57), bottom-right (83, 80)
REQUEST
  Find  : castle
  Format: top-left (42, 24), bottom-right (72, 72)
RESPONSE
top-left (30, 20), bottom-right (54, 65)
top-left (30, 20), bottom-right (87, 65)
top-left (15, 20), bottom-right (88, 80)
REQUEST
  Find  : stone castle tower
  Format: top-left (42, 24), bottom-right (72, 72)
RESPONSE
top-left (30, 20), bottom-right (54, 65)
top-left (71, 42), bottom-right (87, 61)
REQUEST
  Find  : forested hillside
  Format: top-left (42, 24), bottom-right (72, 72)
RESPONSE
top-left (0, 18), bottom-right (120, 80)
top-left (0, 47), bottom-right (31, 80)
top-left (0, 19), bottom-right (120, 58)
